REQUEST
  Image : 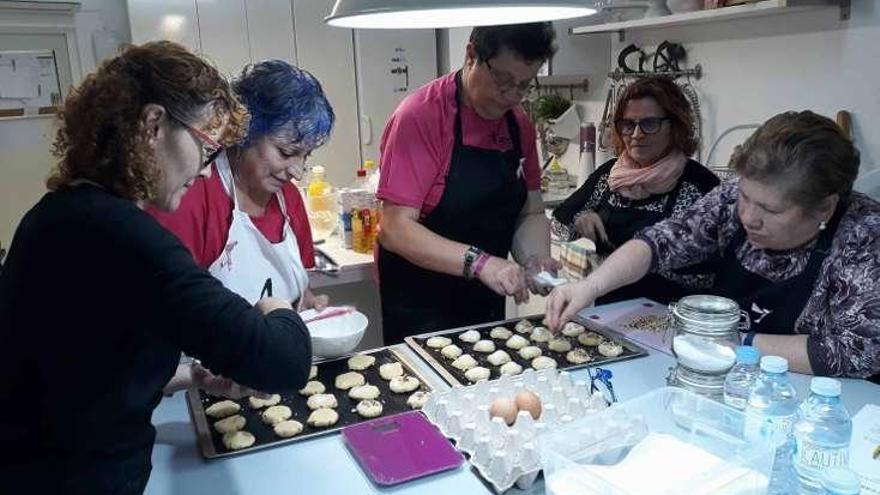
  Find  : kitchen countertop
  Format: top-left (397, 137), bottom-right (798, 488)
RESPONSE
top-left (309, 236), bottom-right (375, 289)
top-left (145, 299), bottom-right (879, 495)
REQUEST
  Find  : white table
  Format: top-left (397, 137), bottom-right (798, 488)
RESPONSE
top-left (146, 300), bottom-right (879, 495)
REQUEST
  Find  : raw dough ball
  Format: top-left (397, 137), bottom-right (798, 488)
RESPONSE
top-left (307, 408), bottom-right (339, 427)
top-left (567, 348), bottom-right (592, 364)
top-left (505, 335), bottom-right (529, 350)
top-left (519, 345), bottom-right (543, 360)
top-left (530, 327), bottom-right (552, 343)
top-left (459, 330), bottom-right (481, 343)
top-left (487, 350), bottom-right (511, 366)
top-left (389, 375), bottom-right (420, 393)
top-left (562, 322), bottom-right (586, 337)
top-left (379, 362), bottom-right (404, 380)
top-left (356, 399), bottom-right (384, 418)
top-left (548, 338), bottom-right (573, 353)
top-left (273, 420), bottom-right (304, 438)
top-left (489, 327), bottom-right (512, 340)
top-left (441, 344), bottom-right (463, 360)
top-left (309, 365), bottom-right (318, 380)
top-left (335, 371), bottom-right (365, 390)
top-left (426, 336), bottom-right (452, 349)
top-left (472, 340), bottom-right (496, 354)
top-left (347, 354), bottom-right (376, 371)
top-left (407, 391), bottom-right (430, 409)
top-left (578, 331), bottom-right (604, 347)
top-left (499, 361), bottom-right (523, 376)
top-left (222, 430), bottom-right (255, 450)
top-left (306, 393), bottom-right (338, 410)
top-left (465, 366), bottom-right (491, 383)
top-left (532, 356), bottom-right (558, 370)
top-left (248, 394), bottom-right (281, 409)
top-left (598, 341), bottom-right (624, 358)
top-left (348, 384), bottom-right (380, 400)
top-left (298, 380), bottom-right (326, 397)
top-left (205, 400), bottom-right (240, 419)
top-left (261, 405), bottom-right (292, 426)
top-left (451, 354), bottom-right (478, 371)
top-left (515, 319), bottom-right (534, 334)
top-left (213, 414), bottom-right (246, 434)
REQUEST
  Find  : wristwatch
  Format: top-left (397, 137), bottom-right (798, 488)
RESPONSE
top-left (463, 246), bottom-right (483, 279)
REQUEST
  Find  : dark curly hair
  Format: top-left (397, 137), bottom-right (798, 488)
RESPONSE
top-left (48, 41), bottom-right (248, 201)
top-left (611, 77), bottom-right (698, 158)
top-left (470, 22), bottom-right (557, 64)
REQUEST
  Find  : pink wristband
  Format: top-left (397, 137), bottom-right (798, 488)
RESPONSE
top-left (471, 252), bottom-right (491, 279)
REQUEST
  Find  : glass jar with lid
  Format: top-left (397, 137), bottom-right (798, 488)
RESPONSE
top-left (667, 295), bottom-right (745, 399)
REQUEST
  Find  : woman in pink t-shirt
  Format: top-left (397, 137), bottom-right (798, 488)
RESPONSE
top-left (377, 24), bottom-right (561, 344)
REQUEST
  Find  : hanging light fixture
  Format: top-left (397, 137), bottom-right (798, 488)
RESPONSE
top-left (325, 0), bottom-right (598, 29)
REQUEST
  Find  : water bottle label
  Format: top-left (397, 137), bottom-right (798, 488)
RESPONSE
top-left (794, 438), bottom-right (849, 471)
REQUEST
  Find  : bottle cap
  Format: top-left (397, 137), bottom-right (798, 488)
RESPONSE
top-left (820, 467), bottom-right (862, 494)
top-left (760, 355), bottom-right (788, 374)
top-left (363, 159), bottom-right (376, 170)
top-left (356, 168), bottom-right (367, 177)
top-left (810, 377), bottom-right (842, 397)
top-left (734, 345), bottom-right (760, 365)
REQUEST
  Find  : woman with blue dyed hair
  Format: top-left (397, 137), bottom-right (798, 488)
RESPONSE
top-left (151, 59), bottom-right (335, 311)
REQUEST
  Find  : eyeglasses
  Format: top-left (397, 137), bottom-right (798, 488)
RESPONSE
top-left (169, 113), bottom-right (223, 167)
top-left (484, 59), bottom-right (537, 97)
top-left (616, 117), bottom-right (670, 136)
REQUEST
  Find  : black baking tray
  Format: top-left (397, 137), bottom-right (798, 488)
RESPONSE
top-left (405, 314), bottom-right (648, 386)
top-left (186, 347), bottom-right (433, 458)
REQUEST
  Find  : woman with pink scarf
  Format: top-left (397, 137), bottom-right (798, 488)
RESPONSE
top-left (551, 77), bottom-right (718, 304)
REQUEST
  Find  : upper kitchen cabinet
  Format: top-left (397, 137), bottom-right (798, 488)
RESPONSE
top-left (128, 0), bottom-right (201, 52)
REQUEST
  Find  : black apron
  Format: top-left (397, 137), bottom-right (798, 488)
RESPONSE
top-left (595, 180), bottom-right (690, 304)
top-left (378, 72), bottom-right (528, 345)
top-left (712, 203), bottom-right (845, 334)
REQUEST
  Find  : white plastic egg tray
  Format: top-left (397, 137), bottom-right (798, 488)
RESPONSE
top-left (421, 368), bottom-right (609, 493)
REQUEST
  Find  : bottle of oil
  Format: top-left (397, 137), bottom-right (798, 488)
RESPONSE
top-left (306, 165), bottom-right (336, 240)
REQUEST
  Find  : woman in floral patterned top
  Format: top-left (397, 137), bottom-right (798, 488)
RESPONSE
top-left (546, 111), bottom-right (879, 379)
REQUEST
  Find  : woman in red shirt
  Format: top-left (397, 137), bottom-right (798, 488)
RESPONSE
top-left (151, 60), bottom-right (334, 310)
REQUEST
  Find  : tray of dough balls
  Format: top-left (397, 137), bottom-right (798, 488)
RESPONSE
top-left (185, 347), bottom-right (434, 459)
top-left (404, 315), bottom-right (648, 386)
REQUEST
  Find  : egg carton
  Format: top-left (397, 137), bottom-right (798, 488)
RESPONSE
top-left (422, 368), bottom-right (609, 493)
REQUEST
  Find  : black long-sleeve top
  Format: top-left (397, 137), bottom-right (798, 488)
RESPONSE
top-left (0, 184), bottom-right (312, 493)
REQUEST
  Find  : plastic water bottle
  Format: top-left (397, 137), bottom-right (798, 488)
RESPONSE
top-left (793, 377), bottom-right (852, 491)
top-left (723, 345), bottom-right (761, 410)
top-left (820, 467), bottom-right (862, 494)
top-left (744, 356), bottom-right (799, 495)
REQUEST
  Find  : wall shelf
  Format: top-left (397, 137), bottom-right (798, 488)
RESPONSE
top-left (570, 0), bottom-right (846, 40)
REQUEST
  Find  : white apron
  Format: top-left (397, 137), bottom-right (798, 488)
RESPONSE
top-left (208, 153), bottom-right (309, 308)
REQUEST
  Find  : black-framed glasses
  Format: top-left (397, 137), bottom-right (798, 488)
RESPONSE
top-left (169, 113), bottom-right (223, 167)
top-left (484, 59), bottom-right (537, 97)
top-left (616, 117), bottom-right (670, 136)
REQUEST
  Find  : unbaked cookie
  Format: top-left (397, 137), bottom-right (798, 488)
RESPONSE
top-left (426, 336), bottom-right (452, 349)
top-left (309, 365), bottom-right (318, 380)
top-left (355, 399), bottom-right (383, 418)
top-left (440, 344), bottom-right (463, 360)
top-left (578, 331), bottom-right (604, 347)
top-left (515, 319), bottom-right (534, 334)
top-left (335, 371), bottom-right (365, 390)
top-left (499, 361), bottom-right (523, 376)
top-left (465, 366), bottom-right (491, 383)
top-left (548, 338), bottom-right (572, 353)
top-left (222, 430), bottom-right (255, 450)
top-left (407, 391), bottom-right (430, 409)
top-left (451, 354), bottom-right (478, 371)
top-left (306, 393), bottom-right (338, 410)
top-left (379, 362), bottom-right (404, 380)
top-left (389, 375), bottom-right (420, 393)
top-left (348, 384), bottom-right (380, 400)
top-left (562, 322), bottom-right (586, 337)
top-left (261, 405), bottom-right (292, 426)
top-left (205, 400), bottom-right (240, 419)
top-left (531, 356), bottom-right (558, 370)
top-left (519, 346), bottom-right (542, 360)
top-left (307, 408), bottom-right (339, 427)
top-left (530, 327), bottom-right (552, 343)
top-left (458, 330), bottom-right (481, 343)
top-left (213, 414), bottom-right (246, 434)
top-left (566, 348), bottom-right (592, 364)
top-left (473, 340), bottom-right (496, 354)
top-left (298, 380), bottom-right (326, 397)
top-left (248, 394), bottom-right (281, 409)
top-left (489, 327), bottom-right (512, 340)
top-left (505, 335), bottom-right (529, 350)
top-left (347, 354), bottom-right (376, 371)
top-left (598, 341), bottom-right (624, 357)
top-left (487, 350), bottom-right (511, 366)
top-left (273, 420), bottom-right (304, 438)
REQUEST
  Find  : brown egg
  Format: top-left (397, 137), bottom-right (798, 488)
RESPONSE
top-left (489, 397), bottom-right (518, 426)
top-left (515, 391), bottom-right (542, 420)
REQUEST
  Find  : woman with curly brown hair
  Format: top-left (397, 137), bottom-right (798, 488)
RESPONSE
top-left (0, 42), bottom-right (312, 494)
top-left (551, 76), bottom-right (719, 304)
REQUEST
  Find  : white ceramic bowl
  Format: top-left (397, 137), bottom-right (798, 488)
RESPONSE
top-left (306, 310), bottom-right (368, 359)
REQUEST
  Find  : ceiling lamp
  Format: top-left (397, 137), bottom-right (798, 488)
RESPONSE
top-left (325, 0), bottom-right (598, 29)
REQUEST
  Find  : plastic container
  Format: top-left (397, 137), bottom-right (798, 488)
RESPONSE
top-left (793, 377), bottom-right (852, 489)
top-left (541, 387), bottom-right (773, 495)
top-left (820, 467), bottom-right (862, 495)
top-left (723, 345), bottom-right (761, 410)
top-left (306, 165), bottom-right (337, 240)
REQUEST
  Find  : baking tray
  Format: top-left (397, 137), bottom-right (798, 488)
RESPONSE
top-left (405, 314), bottom-right (648, 387)
top-left (186, 346), bottom-right (434, 459)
